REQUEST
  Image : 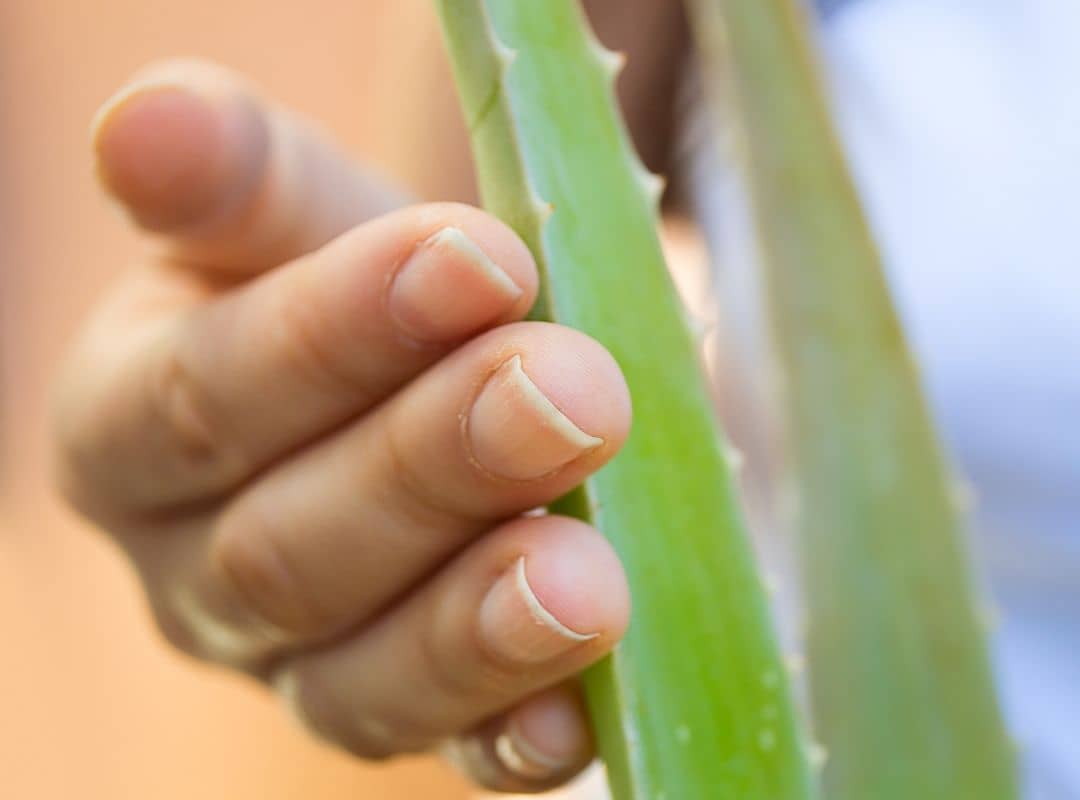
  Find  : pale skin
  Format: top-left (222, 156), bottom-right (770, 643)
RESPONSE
top-left (53, 3), bottom-right (685, 794)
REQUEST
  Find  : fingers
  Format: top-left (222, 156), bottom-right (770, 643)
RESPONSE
top-left (444, 685), bottom-right (594, 793)
top-left (56, 203), bottom-right (538, 514)
top-left (203, 322), bottom-right (631, 648)
top-left (93, 59), bottom-right (405, 274)
top-left (273, 515), bottom-right (628, 764)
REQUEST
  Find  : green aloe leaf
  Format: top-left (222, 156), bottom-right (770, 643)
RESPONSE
top-left (434, 1), bottom-right (818, 799)
top-left (683, 1), bottom-right (1019, 798)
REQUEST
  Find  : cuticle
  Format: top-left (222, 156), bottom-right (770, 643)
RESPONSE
top-left (383, 224), bottom-right (471, 349)
top-left (459, 352), bottom-right (604, 486)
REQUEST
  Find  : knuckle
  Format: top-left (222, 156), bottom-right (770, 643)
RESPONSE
top-left (146, 342), bottom-right (246, 489)
top-left (50, 311), bottom-right (248, 516)
top-left (278, 669), bottom-right (428, 761)
top-left (416, 619), bottom-right (479, 701)
top-left (212, 505), bottom-right (338, 641)
top-left (418, 597), bottom-right (518, 703)
top-left (273, 277), bottom-right (368, 399)
top-left (381, 424), bottom-right (469, 530)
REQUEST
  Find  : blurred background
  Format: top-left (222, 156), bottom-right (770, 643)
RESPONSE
top-left (0, 1), bottom-right (484, 797)
top-left (10, 1), bottom-right (1076, 798)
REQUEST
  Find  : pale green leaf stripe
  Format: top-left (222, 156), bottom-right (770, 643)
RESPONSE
top-left (434, 2), bottom-right (817, 798)
top-left (683, 1), bottom-right (1019, 798)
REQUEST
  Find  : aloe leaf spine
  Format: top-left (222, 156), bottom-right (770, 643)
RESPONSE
top-left (434, 2), bottom-right (819, 798)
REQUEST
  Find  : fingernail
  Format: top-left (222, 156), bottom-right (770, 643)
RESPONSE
top-left (495, 731), bottom-right (565, 779)
top-left (91, 77), bottom-right (265, 230)
top-left (479, 557), bottom-right (596, 665)
top-left (494, 701), bottom-right (584, 780)
top-left (91, 78), bottom-right (152, 148)
top-left (389, 227), bottom-right (523, 342)
top-left (440, 737), bottom-right (502, 787)
top-left (467, 355), bottom-right (602, 480)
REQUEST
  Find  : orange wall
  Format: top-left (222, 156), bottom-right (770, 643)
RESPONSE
top-left (0, 2), bottom-right (472, 797)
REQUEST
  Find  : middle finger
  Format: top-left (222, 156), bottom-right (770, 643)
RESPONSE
top-left (188, 321), bottom-right (631, 659)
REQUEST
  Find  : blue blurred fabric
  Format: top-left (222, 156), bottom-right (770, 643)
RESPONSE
top-left (824, 2), bottom-right (1078, 795)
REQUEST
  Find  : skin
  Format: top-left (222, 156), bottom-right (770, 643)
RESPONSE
top-left (53, 2), bottom-right (685, 794)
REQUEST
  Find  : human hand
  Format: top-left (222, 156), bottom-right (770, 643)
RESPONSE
top-left (53, 60), bottom-right (631, 794)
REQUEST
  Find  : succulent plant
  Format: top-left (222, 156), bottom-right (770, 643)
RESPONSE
top-left (436, 2), bottom-right (817, 798)
top-left (684, 1), bottom-right (1018, 798)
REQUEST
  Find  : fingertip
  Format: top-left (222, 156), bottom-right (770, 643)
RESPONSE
top-left (419, 202), bottom-right (540, 317)
top-left (511, 323), bottom-right (634, 458)
top-left (496, 686), bottom-right (594, 782)
top-left (387, 225), bottom-right (528, 344)
top-left (519, 518), bottom-right (632, 649)
top-left (92, 67), bottom-right (267, 232)
top-left (481, 515), bottom-right (631, 661)
top-left (447, 685), bottom-right (594, 793)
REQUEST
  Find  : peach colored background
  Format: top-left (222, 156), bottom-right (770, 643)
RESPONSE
top-left (0, 1), bottom-right (473, 797)
top-left (0, 2), bottom-right (693, 796)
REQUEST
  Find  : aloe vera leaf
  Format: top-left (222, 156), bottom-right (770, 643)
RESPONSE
top-left (433, 2), bottom-right (818, 798)
top-left (683, 1), bottom-right (1019, 798)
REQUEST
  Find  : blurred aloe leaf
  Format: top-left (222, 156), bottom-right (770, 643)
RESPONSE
top-left (683, 1), bottom-right (1019, 798)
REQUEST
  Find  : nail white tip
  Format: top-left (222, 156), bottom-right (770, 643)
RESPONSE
top-left (808, 742), bottom-right (829, 768)
top-left (494, 726), bottom-right (567, 779)
top-left (428, 226), bottom-right (522, 299)
top-left (505, 357), bottom-right (604, 454)
top-left (514, 557), bottom-right (596, 642)
top-left (440, 737), bottom-right (502, 786)
top-left (90, 76), bottom-right (181, 145)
